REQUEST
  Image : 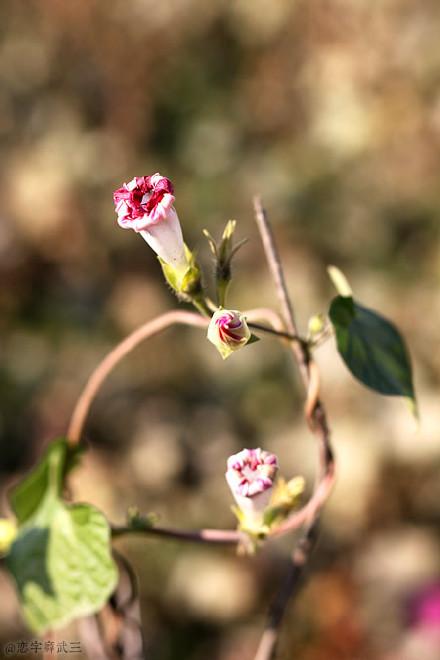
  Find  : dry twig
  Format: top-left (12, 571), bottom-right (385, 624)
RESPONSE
top-left (252, 196), bottom-right (335, 660)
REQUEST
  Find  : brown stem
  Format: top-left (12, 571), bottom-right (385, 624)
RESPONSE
top-left (254, 521), bottom-right (320, 660)
top-left (252, 197), bottom-right (335, 660)
top-left (253, 197), bottom-right (309, 383)
top-left (66, 311), bottom-right (209, 447)
top-left (112, 524), bottom-right (240, 545)
top-left (247, 321), bottom-right (302, 342)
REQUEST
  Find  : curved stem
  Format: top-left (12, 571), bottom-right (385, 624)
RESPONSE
top-left (66, 311), bottom-right (209, 447)
top-left (67, 306), bottom-right (299, 449)
top-left (103, 305), bottom-right (333, 548)
top-left (65, 303), bottom-right (330, 548)
top-left (244, 307), bottom-right (286, 333)
top-left (244, 305), bottom-right (335, 535)
top-left (64, 294), bottom-right (333, 588)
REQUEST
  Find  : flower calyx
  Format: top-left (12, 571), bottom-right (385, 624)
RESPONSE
top-left (159, 244), bottom-right (204, 303)
top-left (261, 476), bottom-right (305, 529)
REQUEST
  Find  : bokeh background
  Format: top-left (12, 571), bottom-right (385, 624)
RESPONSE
top-left (1, 1), bottom-right (440, 658)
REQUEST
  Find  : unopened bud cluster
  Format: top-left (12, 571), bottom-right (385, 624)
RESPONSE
top-left (113, 173), bottom-right (251, 356)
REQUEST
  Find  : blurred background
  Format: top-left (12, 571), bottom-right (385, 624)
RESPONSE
top-left (1, 0), bottom-right (440, 658)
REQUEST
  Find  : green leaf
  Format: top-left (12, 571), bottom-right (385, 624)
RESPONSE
top-left (6, 438), bottom-right (117, 633)
top-left (9, 438), bottom-right (83, 526)
top-left (7, 501), bottom-right (117, 633)
top-left (329, 296), bottom-right (416, 405)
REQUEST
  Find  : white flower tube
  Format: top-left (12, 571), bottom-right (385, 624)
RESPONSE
top-left (140, 207), bottom-right (187, 273)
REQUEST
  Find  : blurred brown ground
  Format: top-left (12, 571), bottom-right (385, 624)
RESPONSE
top-left (1, 1), bottom-right (440, 658)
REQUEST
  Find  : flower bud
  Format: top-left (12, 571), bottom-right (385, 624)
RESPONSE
top-left (308, 314), bottom-right (325, 337)
top-left (113, 173), bottom-right (189, 275)
top-left (226, 448), bottom-right (278, 527)
top-left (262, 476), bottom-right (305, 528)
top-left (207, 309), bottom-right (251, 359)
top-left (0, 518), bottom-right (17, 556)
top-left (203, 220), bottom-right (247, 307)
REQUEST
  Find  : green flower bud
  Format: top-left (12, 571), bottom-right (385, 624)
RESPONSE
top-left (0, 518), bottom-right (17, 556)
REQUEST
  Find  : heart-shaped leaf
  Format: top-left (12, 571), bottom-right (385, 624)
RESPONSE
top-left (6, 438), bottom-right (117, 633)
top-left (7, 500), bottom-right (117, 633)
top-left (329, 296), bottom-right (416, 406)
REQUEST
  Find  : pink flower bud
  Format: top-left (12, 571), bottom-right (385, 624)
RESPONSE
top-left (113, 173), bottom-right (188, 272)
top-left (226, 448), bottom-right (278, 525)
top-left (207, 309), bottom-right (251, 359)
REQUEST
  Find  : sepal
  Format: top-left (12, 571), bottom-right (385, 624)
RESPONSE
top-left (159, 244), bottom-right (203, 301)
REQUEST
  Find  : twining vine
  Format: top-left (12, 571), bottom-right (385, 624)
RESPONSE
top-left (0, 174), bottom-right (415, 660)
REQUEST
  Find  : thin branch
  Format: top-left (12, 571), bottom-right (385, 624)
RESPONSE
top-left (252, 197), bottom-right (333, 470)
top-left (112, 524), bottom-right (240, 545)
top-left (247, 321), bottom-right (303, 343)
top-left (253, 197), bottom-right (309, 383)
top-left (252, 200), bottom-right (298, 336)
top-left (254, 521), bottom-right (320, 660)
top-left (109, 549), bottom-right (146, 658)
top-left (252, 197), bottom-right (335, 660)
top-left (66, 310), bottom-right (209, 446)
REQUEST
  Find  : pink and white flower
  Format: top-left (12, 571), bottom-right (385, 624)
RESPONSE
top-left (226, 448), bottom-right (278, 525)
top-left (113, 173), bottom-right (188, 272)
top-left (207, 309), bottom-right (251, 359)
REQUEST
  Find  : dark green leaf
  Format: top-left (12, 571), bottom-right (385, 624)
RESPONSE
top-left (329, 296), bottom-right (416, 404)
top-left (9, 439), bottom-right (83, 526)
